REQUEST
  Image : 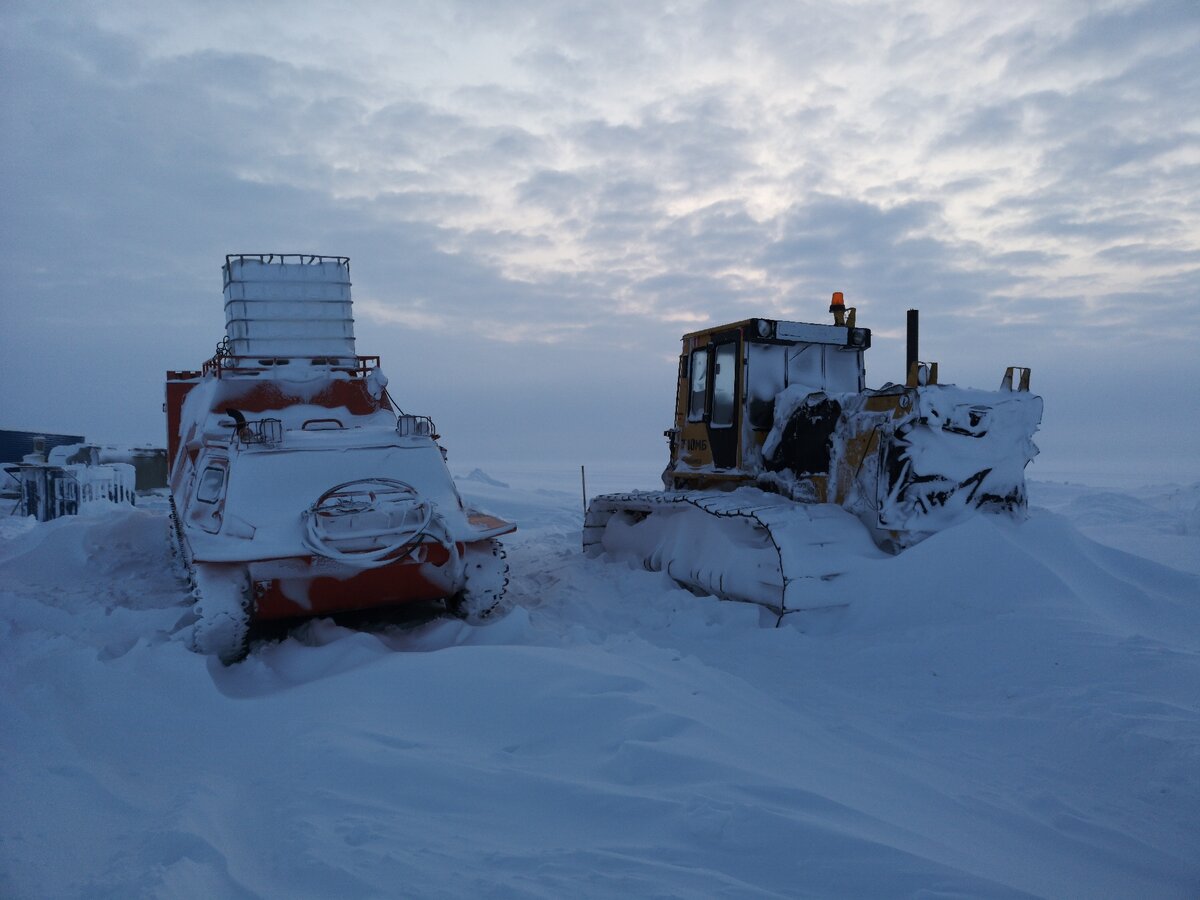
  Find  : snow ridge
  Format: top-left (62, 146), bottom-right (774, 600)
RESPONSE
top-left (1, 479), bottom-right (1198, 898)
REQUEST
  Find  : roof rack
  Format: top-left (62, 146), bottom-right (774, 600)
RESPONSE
top-left (223, 254), bottom-right (350, 287)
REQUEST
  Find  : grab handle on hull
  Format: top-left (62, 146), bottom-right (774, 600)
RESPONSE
top-left (302, 418), bottom-right (345, 430)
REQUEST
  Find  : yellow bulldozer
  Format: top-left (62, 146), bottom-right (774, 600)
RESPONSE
top-left (584, 293), bottom-right (1042, 616)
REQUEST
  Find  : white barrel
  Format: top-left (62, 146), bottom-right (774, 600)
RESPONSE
top-left (223, 255), bottom-right (356, 360)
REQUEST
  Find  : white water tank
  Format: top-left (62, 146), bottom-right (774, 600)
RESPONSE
top-left (223, 254), bottom-right (356, 361)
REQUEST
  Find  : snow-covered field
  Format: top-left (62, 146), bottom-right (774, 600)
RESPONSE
top-left (2, 470), bottom-right (1198, 898)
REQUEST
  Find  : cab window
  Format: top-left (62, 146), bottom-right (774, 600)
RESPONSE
top-left (711, 342), bottom-right (737, 427)
top-left (196, 465), bottom-right (226, 504)
top-left (687, 348), bottom-right (708, 421)
top-left (747, 343), bottom-right (786, 429)
top-left (825, 348), bottom-right (864, 392)
top-left (786, 344), bottom-right (823, 393)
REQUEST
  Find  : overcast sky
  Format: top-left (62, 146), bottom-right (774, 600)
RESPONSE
top-left (2, 0), bottom-right (1198, 484)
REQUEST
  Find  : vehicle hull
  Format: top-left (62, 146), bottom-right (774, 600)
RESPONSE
top-left (248, 542), bottom-right (463, 620)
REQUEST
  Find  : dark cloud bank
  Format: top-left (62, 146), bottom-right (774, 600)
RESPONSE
top-left (2, 0), bottom-right (1197, 480)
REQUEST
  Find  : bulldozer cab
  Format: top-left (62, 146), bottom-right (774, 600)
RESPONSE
top-left (669, 317), bottom-right (871, 485)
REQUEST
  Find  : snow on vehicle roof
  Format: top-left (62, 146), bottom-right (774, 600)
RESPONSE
top-left (682, 317), bottom-right (859, 347)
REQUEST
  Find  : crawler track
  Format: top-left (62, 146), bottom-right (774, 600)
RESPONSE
top-left (584, 489), bottom-right (886, 616)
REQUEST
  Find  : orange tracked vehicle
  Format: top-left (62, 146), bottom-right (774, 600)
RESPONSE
top-left (168, 254), bottom-right (515, 662)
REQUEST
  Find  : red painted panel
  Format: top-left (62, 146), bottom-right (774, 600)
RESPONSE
top-left (165, 372), bottom-right (201, 473)
top-left (211, 379), bottom-right (383, 417)
top-left (253, 544), bottom-right (461, 620)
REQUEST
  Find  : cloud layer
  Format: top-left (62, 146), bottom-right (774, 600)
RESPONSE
top-left (2, 0), bottom-right (1198, 478)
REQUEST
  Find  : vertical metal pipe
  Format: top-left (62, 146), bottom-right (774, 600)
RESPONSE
top-left (581, 465), bottom-right (588, 516)
top-left (906, 309), bottom-right (919, 376)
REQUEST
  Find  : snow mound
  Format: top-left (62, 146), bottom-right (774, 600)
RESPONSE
top-left (0, 507), bottom-right (189, 660)
top-left (461, 467), bottom-right (510, 488)
top-left (2, 482), bottom-right (1198, 898)
top-left (1031, 479), bottom-right (1200, 573)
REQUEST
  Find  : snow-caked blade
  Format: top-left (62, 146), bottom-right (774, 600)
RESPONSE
top-left (584, 487), bottom-right (886, 614)
top-left (876, 385), bottom-right (1043, 544)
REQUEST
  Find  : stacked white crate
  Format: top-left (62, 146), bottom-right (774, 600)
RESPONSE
top-left (223, 255), bottom-right (356, 361)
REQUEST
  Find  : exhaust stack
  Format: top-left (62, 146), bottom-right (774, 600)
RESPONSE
top-left (906, 308), bottom-right (919, 377)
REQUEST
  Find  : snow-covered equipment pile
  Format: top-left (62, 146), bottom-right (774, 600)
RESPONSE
top-left (3, 438), bottom-right (135, 521)
top-left (166, 254), bottom-right (515, 663)
top-left (47, 443), bottom-right (168, 492)
top-left (585, 294), bottom-right (1043, 615)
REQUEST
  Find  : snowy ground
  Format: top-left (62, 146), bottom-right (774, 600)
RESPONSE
top-left (2, 470), bottom-right (1198, 898)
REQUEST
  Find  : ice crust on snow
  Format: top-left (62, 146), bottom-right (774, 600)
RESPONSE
top-left (2, 476), bottom-right (1198, 897)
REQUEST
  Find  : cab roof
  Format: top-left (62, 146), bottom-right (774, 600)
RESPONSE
top-left (681, 317), bottom-right (866, 348)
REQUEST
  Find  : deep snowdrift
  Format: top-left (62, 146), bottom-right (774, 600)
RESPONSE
top-left (2, 477), bottom-right (1198, 898)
